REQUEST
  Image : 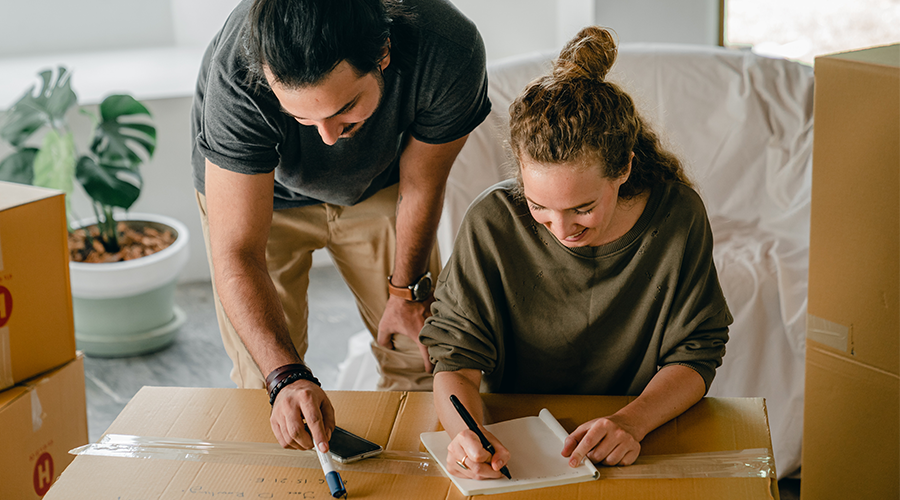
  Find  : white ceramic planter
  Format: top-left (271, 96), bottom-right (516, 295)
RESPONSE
top-left (69, 213), bottom-right (190, 299)
top-left (70, 213), bottom-right (190, 357)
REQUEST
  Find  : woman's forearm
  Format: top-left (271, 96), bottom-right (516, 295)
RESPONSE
top-left (434, 369), bottom-right (484, 437)
top-left (610, 364), bottom-right (706, 441)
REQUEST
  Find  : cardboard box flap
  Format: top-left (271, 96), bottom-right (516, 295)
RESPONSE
top-left (331, 390), bottom-right (404, 446)
top-left (396, 393), bottom-right (776, 499)
top-left (51, 389), bottom-right (776, 500)
top-left (104, 387), bottom-right (404, 447)
top-left (397, 393), bottom-right (772, 456)
top-left (0, 384), bottom-right (28, 410)
top-left (0, 181), bottom-right (64, 211)
top-left (821, 44), bottom-right (900, 67)
top-left (104, 387), bottom-right (275, 444)
top-left (647, 397), bottom-right (773, 456)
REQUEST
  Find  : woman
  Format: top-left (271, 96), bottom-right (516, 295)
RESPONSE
top-left (419, 26), bottom-right (732, 480)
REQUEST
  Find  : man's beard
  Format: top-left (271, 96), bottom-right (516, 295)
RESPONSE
top-left (342, 67), bottom-right (386, 142)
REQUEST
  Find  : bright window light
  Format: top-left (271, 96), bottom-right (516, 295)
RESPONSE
top-left (725, 0), bottom-right (900, 65)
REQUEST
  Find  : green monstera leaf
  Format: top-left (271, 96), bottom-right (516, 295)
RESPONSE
top-left (0, 67), bottom-right (77, 148)
top-left (0, 148), bottom-right (39, 184)
top-left (90, 94), bottom-right (156, 170)
top-left (75, 156), bottom-right (142, 210)
top-left (75, 94), bottom-right (155, 212)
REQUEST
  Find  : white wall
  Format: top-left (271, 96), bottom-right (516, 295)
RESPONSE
top-left (450, 0), bottom-right (720, 60)
top-left (0, 0), bottom-right (720, 283)
top-left (0, 1), bottom-right (176, 57)
top-left (169, 0), bottom-right (245, 47)
top-left (449, 0), bottom-right (562, 61)
top-left (593, 0), bottom-right (721, 45)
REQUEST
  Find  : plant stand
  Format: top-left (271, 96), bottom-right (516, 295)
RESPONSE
top-left (70, 213), bottom-right (190, 357)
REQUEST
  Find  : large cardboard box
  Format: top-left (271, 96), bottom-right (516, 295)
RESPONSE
top-left (0, 181), bottom-right (76, 391)
top-left (804, 44), bottom-right (900, 500)
top-left (0, 354), bottom-right (88, 499)
top-left (47, 388), bottom-right (778, 499)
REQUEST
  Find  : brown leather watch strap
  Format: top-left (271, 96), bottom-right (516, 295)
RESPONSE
top-left (387, 276), bottom-right (415, 301)
top-left (388, 279), bottom-right (413, 302)
top-left (387, 272), bottom-right (432, 302)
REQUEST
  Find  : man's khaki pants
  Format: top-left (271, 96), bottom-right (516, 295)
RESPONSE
top-left (196, 184), bottom-right (440, 391)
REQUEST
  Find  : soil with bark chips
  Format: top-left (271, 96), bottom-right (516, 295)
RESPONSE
top-left (68, 221), bottom-right (175, 263)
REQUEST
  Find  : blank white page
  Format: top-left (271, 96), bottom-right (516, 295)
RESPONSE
top-left (420, 408), bottom-right (599, 496)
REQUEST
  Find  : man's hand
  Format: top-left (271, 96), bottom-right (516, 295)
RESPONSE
top-left (561, 415), bottom-right (641, 467)
top-left (376, 295), bottom-right (435, 372)
top-left (270, 380), bottom-right (336, 450)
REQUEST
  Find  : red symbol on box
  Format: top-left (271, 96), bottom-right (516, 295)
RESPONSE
top-left (33, 452), bottom-right (54, 496)
top-left (0, 285), bottom-right (11, 328)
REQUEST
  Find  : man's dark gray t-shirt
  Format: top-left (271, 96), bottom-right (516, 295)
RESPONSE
top-left (191, 0), bottom-right (491, 209)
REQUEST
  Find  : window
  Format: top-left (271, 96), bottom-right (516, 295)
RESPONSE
top-left (725, 0), bottom-right (900, 65)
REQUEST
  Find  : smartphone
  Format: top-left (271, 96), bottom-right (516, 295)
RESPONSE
top-left (328, 426), bottom-right (384, 463)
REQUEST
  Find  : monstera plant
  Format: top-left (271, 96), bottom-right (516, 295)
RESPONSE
top-left (0, 65), bottom-right (157, 257)
top-left (0, 66), bottom-right (190, 357)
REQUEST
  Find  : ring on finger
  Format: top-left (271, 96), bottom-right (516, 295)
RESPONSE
top-left (456, 457), bottom-right (469, 470)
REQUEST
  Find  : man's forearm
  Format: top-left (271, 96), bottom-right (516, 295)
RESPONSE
top-left (391, 135), bottom-right (469, 286)
top-left (205, 162), bottom-right (299, 377)
top-left (390, 188), bottom-right (445, 285)
top-left (215, 255), bottom-right (302, 376)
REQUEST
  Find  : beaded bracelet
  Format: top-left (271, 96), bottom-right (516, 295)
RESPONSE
top-left (266, 364), bottom-right (321, 406)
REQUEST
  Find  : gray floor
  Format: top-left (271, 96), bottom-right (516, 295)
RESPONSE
top-left (83, 264), bottom-right (365, 443)
top-left (82, 264), bottom-right (800, 500)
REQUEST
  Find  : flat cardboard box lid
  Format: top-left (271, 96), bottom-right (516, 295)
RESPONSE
top-left (47, 388), bottom-right (777, 499)
top-left (0, 181), bottom-right (64, 211)
top-left (819, 43), bottom-right (899, 67)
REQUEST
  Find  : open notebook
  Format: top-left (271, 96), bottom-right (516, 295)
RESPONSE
top-left (420, 409), bottom-right (600, 496)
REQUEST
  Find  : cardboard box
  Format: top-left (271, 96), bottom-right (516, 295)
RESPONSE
top-left (0, 181), bottom-right (76, 391)
top-left (804, 44), bottom-right (900, 500)
top-left (0, 354), bottom-right (88, 499)
top-left (47, 388), bottom-right (778, 499)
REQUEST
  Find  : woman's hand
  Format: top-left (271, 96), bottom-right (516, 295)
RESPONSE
top-left (560, 365), bottom-right (707, 467)
top-left (446, 428), bottom-right (510, 480)
top-left (561, 415), bottom-right (641, 467)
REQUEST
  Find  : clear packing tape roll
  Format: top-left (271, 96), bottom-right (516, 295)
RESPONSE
top-left (72, 434), bottom-right (775, 480)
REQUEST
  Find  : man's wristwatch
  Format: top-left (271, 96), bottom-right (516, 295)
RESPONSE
top-left (387, 272), bottom-right (433, 302)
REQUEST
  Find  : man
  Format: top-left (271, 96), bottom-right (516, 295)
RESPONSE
top-left (190, 0), bottom-right (490, 452)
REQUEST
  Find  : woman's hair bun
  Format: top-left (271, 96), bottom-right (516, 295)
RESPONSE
top-left (553, 26), bottom-right (617, 81)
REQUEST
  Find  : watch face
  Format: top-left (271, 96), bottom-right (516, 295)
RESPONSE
top-left (412, 274), bottom-right (433, 301)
